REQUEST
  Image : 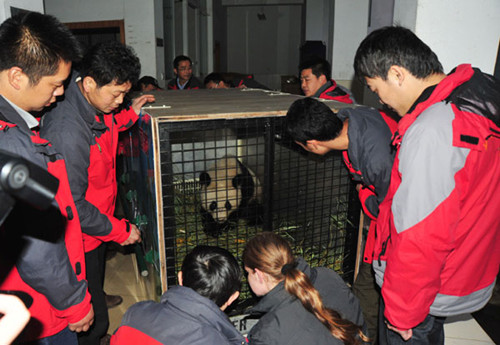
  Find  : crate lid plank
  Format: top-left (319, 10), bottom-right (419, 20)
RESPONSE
top-left (140, 88), bottom-right (351, 121)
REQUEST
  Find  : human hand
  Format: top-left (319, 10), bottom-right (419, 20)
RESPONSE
top-left (131, 94), bottom-right (156, 115)
top-left (120, 224), bottom-right (141, 246)
top-left (0, 294), bottom-right (31, 344)
top-left (386, 322), bottom-right (413, 340)
top-left (68, 306), bottom-right (94, 333)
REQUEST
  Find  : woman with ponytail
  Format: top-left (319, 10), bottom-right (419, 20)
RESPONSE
top-left (243, 232), bottom-right (369, 345)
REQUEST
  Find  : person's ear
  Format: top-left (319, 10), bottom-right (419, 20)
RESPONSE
top-left (177, 271), bottom-right (183, 286)
top-left (220, 291), bottom-right (240, 311)
top-left (388, 65), bottom-right (406, 86)
top-left (227, 291), bottom-right (239, 306)
top-left (254, 268), bottom-right (267, 283)
top-left (173, 68), bottom-right (178, 76)
top-left (82, 76), bottom-right (97, 93)
top-left (319, 74), bottom-right (328, 84)
top-left (8, 67), bottom-right (26, 90)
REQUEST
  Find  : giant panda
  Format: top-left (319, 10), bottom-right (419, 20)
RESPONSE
top-left (199, 156), bottom-right (263, 237)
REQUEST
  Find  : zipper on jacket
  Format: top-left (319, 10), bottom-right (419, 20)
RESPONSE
top-left (378, 234), bottom-right (391, 266)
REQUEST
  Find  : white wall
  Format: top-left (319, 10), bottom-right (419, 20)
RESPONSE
top-left (330, 0), bottom-right (370, 81)
top-left (45, 0), bottom-right (124, 22)
top-left (394, 0), bottom-right (500, 74)
top-left (226, 4), bottom-right (302, 89)
top-left (0, 0), bottom-right (44, 22)
top-left (44, 0), bottom-right (164, 82)
top-left (305, 0), bottom-right (329, 43)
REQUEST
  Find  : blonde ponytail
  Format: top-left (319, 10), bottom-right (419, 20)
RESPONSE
top-left (243, 232), bottom-right (369, 345)
top-left (282, 267), bottom-right (369, 345)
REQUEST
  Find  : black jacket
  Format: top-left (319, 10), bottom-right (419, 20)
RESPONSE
top-left (247, 258), bottom-right (366, 345)
top-left (112, 285), bottom-right (246, 345)
top-left (337, 106), bottom-right (397, 218)
top-left (166, 76), bottom-right (203, 90)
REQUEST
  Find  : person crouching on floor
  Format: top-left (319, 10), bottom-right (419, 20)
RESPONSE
top-left (111, 245), bottom-right (246, 345)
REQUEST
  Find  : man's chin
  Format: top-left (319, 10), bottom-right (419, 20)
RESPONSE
top-left (36, 102), bottom-right (53, 111)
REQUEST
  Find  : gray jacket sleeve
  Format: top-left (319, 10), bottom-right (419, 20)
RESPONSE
top-left (41, 111), bottom-right (114, 238)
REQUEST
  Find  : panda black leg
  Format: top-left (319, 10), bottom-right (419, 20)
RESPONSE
top-left (243, 201), bottom-right (264, 226)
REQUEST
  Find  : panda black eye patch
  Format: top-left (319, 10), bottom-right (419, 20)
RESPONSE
top-left (209, 201), bottom-right (217, 211)
top-left (225, 201), bottom-right (232, 210)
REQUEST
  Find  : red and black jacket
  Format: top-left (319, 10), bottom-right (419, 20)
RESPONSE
top-left (375, 64), bottom-right (500, 330)
top-left (41, 72), bottom-right (138, 252)
top-left (313, 79), bottom-right (356, 104)
top-left (0, 97), bottom-right (91, 340)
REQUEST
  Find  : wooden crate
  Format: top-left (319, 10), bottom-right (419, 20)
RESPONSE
top-left (118, 88), bottom-right (361, 308)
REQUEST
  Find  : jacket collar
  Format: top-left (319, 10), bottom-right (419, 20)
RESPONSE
top-left (65, 71), bottom-right (107, 131)
top-left (394, 64), bottom-right (474, 145)
top-left (313, 79), bottom-right (335, 98)
top-left (0, 96), bottom-right (33, 133)
top-left (1, 96), bottom-right (39, 129)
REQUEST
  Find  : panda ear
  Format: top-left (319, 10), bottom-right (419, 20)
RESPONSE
top-left (232, 174), bottom-right (245, 188)
top-left (199, 172), bottom-right (211, 186)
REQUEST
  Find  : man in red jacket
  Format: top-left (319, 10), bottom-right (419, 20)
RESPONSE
top-left (0, 12), bottom-right (93, 344)
top-left (285, 98), bottom-right (398, 341)
top-left (354, 26), bottom-right (500, 345)
top-left (299, 57), bottom-right (356, 104)
top-left (41, 41), bottom-right (154, 345)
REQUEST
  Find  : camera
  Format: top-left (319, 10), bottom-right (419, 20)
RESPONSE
top-left (0, 149), bottom-right (59, 226)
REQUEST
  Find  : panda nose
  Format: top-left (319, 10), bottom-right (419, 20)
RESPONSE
top-left (209, 201), bottom-right (217, 211)
top-left (225, 201), bottom-right (232, 210)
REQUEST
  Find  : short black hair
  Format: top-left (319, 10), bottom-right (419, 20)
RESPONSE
top-left (204, 72), bottom-right (231, 87)
top-left (0, 12), bottom-right (82, 85)
top-left (138, 76), bottom-right (159, 88)
top-left (181, 245), bottom-right (241, 307)
top-left (299, 56), bottom-right (331, 80)
top-left (285, 97), bottom-right (343, 145)
top-left (78, 41), bottom-right (140, 87)
top-left (173, 55), bottom-right (192, 69)
top-left (354, 26), bottom-right (443, 81)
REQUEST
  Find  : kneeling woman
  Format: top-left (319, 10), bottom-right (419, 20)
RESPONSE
top-left (243, 232), bottom-right (369, 345)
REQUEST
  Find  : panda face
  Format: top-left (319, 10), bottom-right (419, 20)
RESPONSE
top-left (199, 157), bottom-right (262, 237)
top-left (202, 184), bottom-right (240, 222)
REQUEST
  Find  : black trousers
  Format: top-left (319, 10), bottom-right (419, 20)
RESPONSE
top-left (78, 244), bottom-right (109, 345)
top-left (352, 261), bottom-right (380, 343)
top-left (379, 298), bottom-right (445, 345)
